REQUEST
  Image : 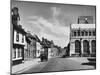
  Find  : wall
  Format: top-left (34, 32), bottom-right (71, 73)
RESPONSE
top-left (14, 30), bottom-right (26, 45)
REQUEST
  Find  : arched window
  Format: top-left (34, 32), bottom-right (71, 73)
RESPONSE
top-left (75, 40), bottom-right (81, 53)
top-left (83, 40), bottom-right (90, 54)
top-left (91, 40), bottom-right (96, 53)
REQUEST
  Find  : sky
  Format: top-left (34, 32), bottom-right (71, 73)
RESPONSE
top-left (11, 0), bottom-right (96, 48)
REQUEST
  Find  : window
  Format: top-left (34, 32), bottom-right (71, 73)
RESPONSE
top-left (22, 35), bottom-right (24, 43)
top-left (13, 48), bottom-right (16, 58)
top-left (74, 31), bottom-right (76, 36)
top-left (38, 50), bottom-right (40, 53)
top-left (93, 31), bottom-right (96, 36)
top-left (89, 31), bottom-right (91, 36)
top-left (18, 48), bottom-right (22, 57)
top-left (20, 48), bottom-right (22, 57)
top-left (78, 30), bottom-right (80, 36)
top-left (85, 31), bottom-right (88, 36)
top-left (18, 48), bottom-right (20, 57)
top-left (16, 32), bottom-right (19, 42)
top-left (81, 31), bottom-right (84, 36)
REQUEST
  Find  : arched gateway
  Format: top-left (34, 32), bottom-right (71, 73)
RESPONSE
top-left (91, 40), bottom-right (96, 53)
top-left (75, 40), bottom-right (81, 55)
top-left (83, 40), bottom-right (90, 56)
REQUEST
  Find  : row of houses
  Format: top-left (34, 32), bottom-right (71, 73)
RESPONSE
top-left (11, 7), bottom-right (59, 65)
top-left (11, 7), bottom-right (96, 66)
top-left (11, 7), bottom-right (38, 65)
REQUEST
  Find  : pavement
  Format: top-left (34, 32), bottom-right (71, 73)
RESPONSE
top-left (12, 57), bottom-right (95, 74)
top-left (12, 58), bottom-right (41, 74)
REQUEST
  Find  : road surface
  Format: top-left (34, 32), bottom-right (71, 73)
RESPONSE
top-left (17, 57), bottom-right (95, 74)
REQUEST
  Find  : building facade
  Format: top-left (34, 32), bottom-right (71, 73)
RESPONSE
top-left (12, 7), bottom-right (26, 65)
top-left (50, 45), bottom-right (59, 57)
top-left (70, 24), bottom-right (96, 57)
top-left (36, 42), bottom-right (41, 58)
top-left (24, 33), bottom-right (37, 61)
top-left (12, 25), bottom-right (26, 65)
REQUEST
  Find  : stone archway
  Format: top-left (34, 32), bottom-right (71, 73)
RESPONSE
top-left (75, 40), bottom-right (81, 54)
top-left (83, 40), bottom-right (90, 56)
top-left (91, 40), bottom-right (96, 53)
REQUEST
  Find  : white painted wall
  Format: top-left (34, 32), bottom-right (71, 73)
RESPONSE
top-left (14, 30), bottom-right (26, 45)
top-left (36, 42), bottom-right (41, 57)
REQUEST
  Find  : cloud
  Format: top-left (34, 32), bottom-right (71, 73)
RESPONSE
top-left (28, 16), bottom-right (70, 47)
top-left (50, 7), bottom-right (72, 27)
top-left (27, 7), bottom-right (71, 47)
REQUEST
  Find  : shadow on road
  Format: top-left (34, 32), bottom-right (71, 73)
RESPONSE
top-left (81, 61), bottom-right (96, 68)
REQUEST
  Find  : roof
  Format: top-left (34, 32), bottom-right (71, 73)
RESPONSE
top-left (71, 24), bottom-right (95, 29)
top-left (13, 24), bottom-right (26, 34)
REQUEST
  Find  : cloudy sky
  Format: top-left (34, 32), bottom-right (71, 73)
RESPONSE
top-left (11, 0), bottom-right (96, 48)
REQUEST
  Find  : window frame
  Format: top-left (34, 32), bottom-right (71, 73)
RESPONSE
top-left (81, 31), bottom-right (84, 36)
top-left (89, 31), bottom-right (91, 36)
top-left (93, 30), bottom-right (96, 36)
top-left (13, 48), bottom-right (16, 58)
top-left (74, 31), bottom-right (76, 36)
top-left (16, 31), bottom-right (19, 42)
top-left (22, 34), bottom-right (24, 43)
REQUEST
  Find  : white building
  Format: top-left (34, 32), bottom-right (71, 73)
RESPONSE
top-left (48, 48), bottom-right (53, 58)
top-left (36, 42), bottom-right (41, 58)
top-left (70, 24), bottom-right (96, 57)
top-left (12, 25), bottom-right (26, 65)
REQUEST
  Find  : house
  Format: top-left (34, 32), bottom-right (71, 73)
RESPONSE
top-left (36, 42), bottom-right (41, 58)
top-left (11, 7), bottom-right (26, 65)
top-left (12, 24), bottom-right (26, 65)
top-left (24, 32), bottom-right (37, 60)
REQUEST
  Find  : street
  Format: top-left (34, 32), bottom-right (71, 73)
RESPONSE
top-left (15, 57), bottom-right (95, 74)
